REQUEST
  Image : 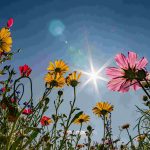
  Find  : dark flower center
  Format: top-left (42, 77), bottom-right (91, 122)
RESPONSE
top-left (51, 80), bottom-right (58, 87)
top-left (70, 80), bottom-right (78, 87)
top-left (101, 110), bottom-right (108, 115)
top-left (79, 119), bottom-right (84, 123)
top-left (55, 68), bottom-right (61, 73)
top-left (124, 68), bottom-right (136, 80)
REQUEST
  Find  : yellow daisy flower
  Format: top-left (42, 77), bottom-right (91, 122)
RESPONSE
top-left (92, 102), bottom-right (113, 117)
top-left (47, 60), bottom-right (69, 75)
top-left (44, 73), bottom-right (65, 88)
top-left (0, 28), bottom-right (12, 53)
top-left (66, 71), bottom-right (82, 87)
top-left (73, 114), bottom-right (90, 124)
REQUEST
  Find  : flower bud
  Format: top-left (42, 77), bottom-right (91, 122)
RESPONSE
top-left (143, 95), bottom-right (148, 101)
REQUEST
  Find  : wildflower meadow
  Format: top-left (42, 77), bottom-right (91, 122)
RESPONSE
top-left (0, 18), bottom-right (150, 150)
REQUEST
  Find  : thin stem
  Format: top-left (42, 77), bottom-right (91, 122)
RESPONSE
top-left (137, 80), bottom-right (150, 99)
top-left (103, 115), bottom-right (106, 144)
top-left (126, 128), bottom-right (134, 148)
top-left (59, 87), bottom-right (76, 150)
top-left (75, 123), bottom-right (82, 149)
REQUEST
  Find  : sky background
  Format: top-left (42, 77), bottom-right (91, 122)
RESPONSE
top-left (1, 0), bottom-right (150, 144)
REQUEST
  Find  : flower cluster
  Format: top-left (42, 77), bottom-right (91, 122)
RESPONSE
top-left (0, 19), bottom-right (150, 150)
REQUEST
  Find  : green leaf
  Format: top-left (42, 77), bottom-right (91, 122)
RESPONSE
top-left (22, 131), bottom-right (39, 149)
top-left (70, 111), bottom-right (83, 125)
top-left (10, 136), bottom-right (24, 150)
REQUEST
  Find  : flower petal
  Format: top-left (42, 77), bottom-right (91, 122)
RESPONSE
top-left (107, 78), bottom-right (126, 92)
top-left (127, 51), bottom-right (137, 69)
top-left (106, 67), bottom-right (124, 78)
top-left (136, 57), bottom-right (148, 69)
top-left (115, 53), bottom-right (128, 69)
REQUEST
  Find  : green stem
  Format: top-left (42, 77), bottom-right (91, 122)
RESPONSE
top-left (75, 123), bottom-right (82, 149)
top-left (126, 128), bottom-right (134, 148)
top-left (6, 99), bottom-right (32, 150)
top-left (59, 87), bottom-right (76, 150)
top-left (103, 115), bottom-right (106, 144)
top-left (137, 80), bottom-right (150, 99)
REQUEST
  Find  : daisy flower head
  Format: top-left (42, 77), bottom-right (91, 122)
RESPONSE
top-left (0, 28), bottom-right (12, 53)
top-left (47, 60), bottom-right (69, 75)
top-left (92, 102), bottom-right (113, 117)
top-left (73, 114), bottom-right (90, 125)
top-left (66, 71), bottom-right (82, 87)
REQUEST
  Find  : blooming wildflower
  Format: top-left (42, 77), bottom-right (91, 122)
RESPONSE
top-left (75, 130), bottom-right (86, 138)
top-left (106, 51), bottom-right (148, 92)
top-left (92, 102), bottom-right (113, 117)
top-left (121, 123), bottom-right (130, 129)
top-left (0, 28), bottom-right (12, 53)
top-left (22, 108), bottom-right (32, 115)
top-left (136, 134), bottom-right (147, 142)
top-left (1, 87), bottom-right (6, 93)
top-left (47, 60), bottom-right (69, 75)
top-left (44, 73), bottom-right (65, 88)
top-left (66, 130), bottom-right (72, 135)
top-left (77, 144), bottom-right (85, 149)
top-left (7, 18), bottom-right (14, 28)
top-left (66, 71), bottom-right (82, 87)
top-left (19, 64), bottom-right (32, 77)
top-left (40, 116), bottom-right (52, 126)
top-left (73, 114), bottom-right (90, 124)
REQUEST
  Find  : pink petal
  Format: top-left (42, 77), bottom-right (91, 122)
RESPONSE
top-left (115, 53), bottom-right (128, 69)
top-left (106, 67), bottom-right (124, 78)
top-left (7, 18), bottom-right (14, 28)
top-left (127, 51), bottom-right (137, 69)
top-left (131, 80), bottom-right (141, 90)
top-left (136, 57), bottom-right (148, 70)
top-left (119, 80), bottom-right (131, 92)
top-left (107, 78), bottom-right (126, 92)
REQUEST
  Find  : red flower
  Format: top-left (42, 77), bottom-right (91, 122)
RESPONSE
top-left (1, 87), bottom-right (6, 92)
top-left (40, 116), bottom-right (52, 126)
top-left (19, 64), bottom-right (32, 77)
top-left (7, 18), bottom-right (14, 28)
top-left (22, 108), bottom-right (32, 115)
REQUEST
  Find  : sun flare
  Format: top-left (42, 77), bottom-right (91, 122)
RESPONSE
top-left (80, 58), bottom-right (110, 94)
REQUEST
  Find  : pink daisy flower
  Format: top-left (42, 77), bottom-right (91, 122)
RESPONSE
top-left (106, 51), bottom-right (148, 92)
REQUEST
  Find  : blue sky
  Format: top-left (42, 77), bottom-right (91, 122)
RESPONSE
top-left (1, 0), bottom-right (150, 143)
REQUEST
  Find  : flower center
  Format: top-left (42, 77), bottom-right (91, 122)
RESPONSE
top-left (55, 68), bottom-right (61, 73)
top-left (79, 119), bottom-right (84, 123)
top-left (70, 80), bottom-right (78, 87)
top-left (51, 80), bottom-right (58, 87)
top-left (101, 110), bottom-right (108, 115)
top-left (124, 68), bottom-right (136, 80)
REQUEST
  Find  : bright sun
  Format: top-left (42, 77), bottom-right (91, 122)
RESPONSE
top-left (80, 58), bottom-right (110, 94)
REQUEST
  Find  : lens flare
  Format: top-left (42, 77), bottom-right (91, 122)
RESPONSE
top-left (49, 19), bottom-right (65, 36)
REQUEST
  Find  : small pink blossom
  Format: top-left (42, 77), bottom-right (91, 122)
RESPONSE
top-left (22, 108), bottom-right (32, 115)
top-left (7, 18), bottom-right (14, 28)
